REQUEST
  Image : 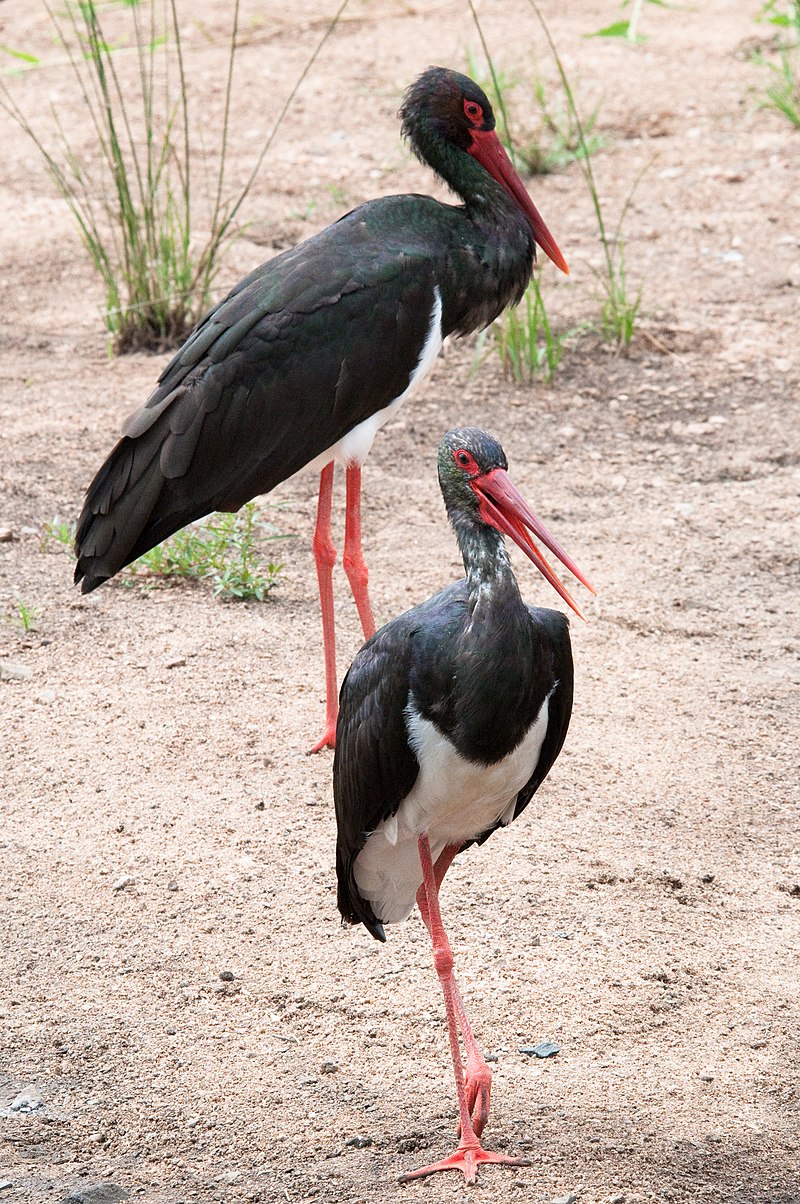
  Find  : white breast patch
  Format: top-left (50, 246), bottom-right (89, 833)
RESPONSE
top-left (352, 695), bottom-right (550, 926)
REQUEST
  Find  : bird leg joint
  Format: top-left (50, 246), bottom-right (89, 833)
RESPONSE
top-left (432, 942), bottom-right (454, 979)
top-left (312, 527), bottom-right (336, 568)
top-left (342, 548), bottom-right (369, 592)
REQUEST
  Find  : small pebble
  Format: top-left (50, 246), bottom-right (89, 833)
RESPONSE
top-left (519, 1041), bottom-right (561, 1059)
top-left (165, 1025), bottom-right (177, 1035)
top-left (320, 1061), bottom-right (338, 1074)
top-left (165, 656), bottom-right (186, 669)
top-left (0, 661), bottom-right (33, 681)
top-left (112, 875), bottom-right (136, 892)
top-left (0, 527), bottom-right (13, 542)
top-left (550, 1194), bottom-right (578, 1204)
top-left (61, 1186), bottom-right (131, 1204)
top-left (345, 1135), bottom-right (373, 1149)
top-left (10, 1089), bottom-right (43, 1112)
top-left (699, 1073), bottom-right (714, 1082)
top-left (166, 881), bottom-right (178, 892)
top-left (35, 689), bottom-right (57, 704)
top-left (219, 970), bottom-right (235, 982)
top-left (0, 1180), bottom-right (12, 1191)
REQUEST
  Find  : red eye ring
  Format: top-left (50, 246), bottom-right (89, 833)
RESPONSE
top-left (463, 99), bottom-right (483, 124)
top-left (454, 448), bottom-right (480, 474)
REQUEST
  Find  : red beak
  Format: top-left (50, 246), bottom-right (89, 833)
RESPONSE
top-left (471, 467), bottom-right (594, 619)
top-left (468, 128), bottom-right (569, 276)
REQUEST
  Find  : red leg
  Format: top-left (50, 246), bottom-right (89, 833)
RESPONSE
top-left (308, 463), bottom-right (337, 753)
top-left (399, 834), bottom-right (531, 1185)
top-left (342, 463), bottom-right (376, 640)
top-left (415, 845), bottom-right (492, 1139)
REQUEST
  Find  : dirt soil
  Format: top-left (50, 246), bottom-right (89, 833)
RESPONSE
top-left (1, 2), bottom-right (799, 1202)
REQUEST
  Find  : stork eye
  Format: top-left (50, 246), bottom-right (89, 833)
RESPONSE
top-left (454, 448), bottom-right (479, 474)
top-left (463, 99), bottom-right (483, 124)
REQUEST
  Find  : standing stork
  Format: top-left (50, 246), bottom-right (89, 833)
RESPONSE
top-left (334, 427), bottom-right (593, 1183)
top-left (74, 68), bottom-right (568, 750)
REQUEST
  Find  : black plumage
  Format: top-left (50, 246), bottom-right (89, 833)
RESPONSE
top-left (335, 585), bottom-right (573, 941)
top-left (74, 67), bottom-right (567, 747)
top-left (332, 428), bottom-right (592, 1183)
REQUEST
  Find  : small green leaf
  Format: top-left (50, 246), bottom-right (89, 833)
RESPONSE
top-left (585, 20), bottom-right (633, 37)
top-left (0, 44), bottom-right (41, 64)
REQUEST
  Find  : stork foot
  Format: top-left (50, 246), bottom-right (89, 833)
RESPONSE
top-left (398, 1138), bottom-right (531, 1186)
top-left (307, 721), bottom-right (336, 754)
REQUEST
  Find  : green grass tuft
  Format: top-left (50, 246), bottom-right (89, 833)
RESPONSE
top-left (755, 0), bottom-right (800, 127)
top-left (466, 50), bottom-right (603, 176)
top-left (42, 503), bottom-right (289, 600)
top-left (524, 0), bottom-right (648, 350)
top-left (4, 597), bottom-right (43, 633)
top-left (488, 275), bottom-right (570, 384)
top-left (1, 0), bottom-right (352, 353)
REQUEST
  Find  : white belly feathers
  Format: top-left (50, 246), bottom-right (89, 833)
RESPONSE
top-left (353, 694), bottom-right (550, 926)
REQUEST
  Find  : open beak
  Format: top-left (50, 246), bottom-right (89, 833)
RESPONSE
top-left (468, 128), bottom-right (569, 276)
top-left (471, 467), bottom-right (595, 619)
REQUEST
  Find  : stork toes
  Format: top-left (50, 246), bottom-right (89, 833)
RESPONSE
top-left (462, 1055), bottom-right (492, 1139)
top-left (307, 722), bottom-right (337, 755)
top-left (398, 1138), bottom-right (532, 1186)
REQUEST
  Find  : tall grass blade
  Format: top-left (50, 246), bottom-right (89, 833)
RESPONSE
top-left (525, 0), bottom-right (646, 349)
top-left (0, 0), bottom-right (352, 352)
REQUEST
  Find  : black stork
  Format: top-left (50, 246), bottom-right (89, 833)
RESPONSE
top-left (73, 67), bottom-right (568, 751)
top-left (333, 427), bottom-right (594, 1184)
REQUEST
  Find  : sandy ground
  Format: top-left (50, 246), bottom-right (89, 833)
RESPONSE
top-left (1, 2), bottom-right (799, 1202)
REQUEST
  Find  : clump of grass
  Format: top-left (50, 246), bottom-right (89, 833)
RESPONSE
top-left (595, 200), bottom-right (644, 347)
top-left (39, 518), bottom-right (75, 553)
top-left (762, 53), bottom-right (800, 124)
top-left (756, 0), bottom-right (800, 127)
top-left (129, 503), bottom-right (286, 600)
top-left (526, 0), bottom-right (646, 350)
top-left (3, 0), bottom-right (234, 351)
top-left (4, 598), bottom-right (43, 633)
top-left (488, 275), bottom-right (569, 384)
top-left (525, 74), bottom-right (604, 174)
top-left (0, 0), bottom-right (351, 352)
top-left (468, 0), bottom-right (643, 359)
top-left (42, 504), bottom-right (288, 600)
top-left (466, 50), bottom-right (603, 176)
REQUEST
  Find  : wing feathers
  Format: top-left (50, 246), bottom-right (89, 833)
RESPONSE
top-left (75, 206), bottom-right (441, 588)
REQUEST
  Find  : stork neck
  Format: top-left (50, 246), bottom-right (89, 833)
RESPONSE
top-left (454, 520), bottom-right (521, 608)
top-left (419, 137), bottom-right (537, 337)
top-left (452, 150), bottom-right (528, 231)
top-left (410, 120), bottom-right (528, 228)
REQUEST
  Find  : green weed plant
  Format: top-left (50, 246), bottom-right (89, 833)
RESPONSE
top-left (42, 503), bottom-right (287, 600)
top-left (1, 0), bottom-right (350, 351)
